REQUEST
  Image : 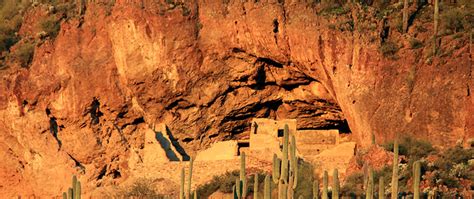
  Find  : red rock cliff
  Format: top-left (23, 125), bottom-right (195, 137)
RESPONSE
top-left (0, 0), bottom-right (472, 197)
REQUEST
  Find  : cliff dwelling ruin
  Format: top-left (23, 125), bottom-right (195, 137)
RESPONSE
top-left (144, 118), bottom-right (355, 176)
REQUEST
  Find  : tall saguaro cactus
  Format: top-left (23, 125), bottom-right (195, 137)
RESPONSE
top-left (62, 175), bottom-right (81, 199)
top-left (269, 124), bottom-right (299, 198)
top-left (281, 125), bottom-right (289, 182)
top-left (322, 171), bottom-right (328, 199)
top-left (391, 139), bottom-right (399, 199)
top-left (402, 0), bottom-right (409, 33)
top-left (254, 174), bottom-right (259, 199)
top-left (264, 174), bottom-right (271, 199)
top-left (366, 168), bottom-right (374, 199)
top-left (433, 0), bottom-right (439, 55)
top-left (378, 177), bottom-right (385, 199)
top-left (290, 135), bottom-right (298, 189)
top-left (187, 157), bottom-right (194, 199)
top-left (332, 169), bottom-right (339, 199)
top-left (313, 179), bottom-right (319, 199)
top-left (413, 161), bottom-right (421, 199)
top-left (272, 154), bottom-right (281, 184)
top-left (180, 167), bottom-right (185, 199)
top-left (240, 152), bottom-right (248, 198)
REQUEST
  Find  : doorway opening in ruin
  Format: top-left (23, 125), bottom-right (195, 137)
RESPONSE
top-left (277, 129), bottom-right (284, 137)
top-left (237, 141), bottom-right (249, 156)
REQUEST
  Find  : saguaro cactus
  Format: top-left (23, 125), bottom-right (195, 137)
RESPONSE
top-left (433, 0), bottom-right (439, 55)
top-left (290, 135), bottom-right (298, 189)
top-left (403, 0), bottom-right (409, 33)
top-left (366, 168), bottom-right (374, 199)
top-left (270, 124), bottom-right (299, 198)
top-left (378, 177), bottom-right (385, 199)
top-left (62, 175), bottom-right (81, 199)
top-left (313, 179), bottom-right (319, 199)
top-left (187, 157), bottom-right (194, 199)
top-left (235, 178), bottom-right (242, 199)
top-left (240, 152), bottom-right (248, 198)
top-left (391, 139), bottom-right (399, 199)
top-left (322, 171), bottom-right (328, 199)
top-left (75, 181), bottom-right (81, 199)
top-left (180, 167), bottom-right (185, 199)
top-left (254, 174), bottom-right (259, 199)
top-left (76, 0), bottom-right (85, 15)
top-left (413, 161), bottom-right (421, 199)
top-left (264, 174), bottom-right (271, 199)
top-left (371, 132), bottom-right (376, 145)
top-left (272, 154), bottom-right (281, 184)
top-left (281, 125), bottom-right (289, 182)
top-left (332, 169), bottom-right (339, 199)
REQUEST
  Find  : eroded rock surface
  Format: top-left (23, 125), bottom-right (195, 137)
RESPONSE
top-left (0, 0), bottom-right (472, 197)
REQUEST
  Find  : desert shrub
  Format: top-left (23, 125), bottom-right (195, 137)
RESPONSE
top-left (320, 3), bottom-right (349, 16)
top-left (195, 171), bottom-right (237, 198)
top-left (440, 4), bottom-right (474, 34)
top-left (117, 178), bottom-right (165, 199)
top-left (40, 16), bottom-right (60, 38)
top-left (409, 38), bottom-right (423, 49)
top-left (0, 0), bottom-right (27, 53)
top-left (196, 170), bottom-right (267, 198)
top-left (341, 172), bottom-right (365, 197)
top-left (383, 137), bottom-right (435, 161)
top-left (295, 159), bottom-right (315, 198)
top-left (380, 41), bottom-right (399, 58)
top-left (13, 42), bottom-right (34, 67)
top-left (441, 8), bottom-right (465, 33)
top-left (414, 145), bottom-right (474, 190)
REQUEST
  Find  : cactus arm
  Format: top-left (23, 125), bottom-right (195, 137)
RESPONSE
top-left (413, 161), bottom-right (421, 199)
top-left (313, 179), bottom-right (319, 199)
top-left (254, 174), bottom-right (259, 199)
top-left (187, 157), bottom-right (194, 199)
top-left (366, 168), bottom-right (374, 199)
top-left (272, 154), bottom-right (281, 184)
top-left (240, 152), bottom-right (247, 197)
top-left (332, 169), bottom-right (339, 199)
top-left (180, 167), bottom-right (185, 199)
top-left (281, 124), bottom-right (289, 182)
top-left (391, 139), bottom-right (399, 199)
top-left (378, 177), bottom-right (384, 199)
top-left (322, 171), bottom-right (328, 199)
top-left (264, 174), bottom-right (271, 199)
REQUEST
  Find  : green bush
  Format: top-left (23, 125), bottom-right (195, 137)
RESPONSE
top-left (409, 38), bottom-right (423, 49)
top-left (295, 159), bottom-right (315, 198)
top-left (197, 169), bottom-right (282, 198)
top-left (380, 41), bottom-right (399, 58)
top-left (13, 42), bottom-right (34, 67)
top-left (383, 137), bottom-right (435, 160)
top-left (441, 8), bottom-right (465, 33)
top-left (40, 16), bottom-right (60, 38)
top-left (196, 170), bottom-right (255, 198)
top-left (118, 178), bottom-right (165, 199)
top-left (0, 0), bottom-right (26, 53)
top-left (320, 3), bottom-right (349, 16)
top-left (341, 172), bottom-right (365, 196)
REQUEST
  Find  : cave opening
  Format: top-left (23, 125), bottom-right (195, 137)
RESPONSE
top-left (236, 141), bottom-right (249, 156)
top-left (89, 98), bottom-right (103, 125)
top-left (46, 108), bottom-right (62, 148)
top-left (272, 19), bottom-right (279, 33)
top-left (305, 119), bottom-right (351, 134)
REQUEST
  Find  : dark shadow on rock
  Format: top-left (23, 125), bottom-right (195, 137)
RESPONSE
top-left (155, 131), bottom-right (180, 161)
top-left (165, 126), bottom-right (190, 161)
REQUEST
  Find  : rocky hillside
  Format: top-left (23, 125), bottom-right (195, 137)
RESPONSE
top-left (0, 0), bottom-right (472, 197)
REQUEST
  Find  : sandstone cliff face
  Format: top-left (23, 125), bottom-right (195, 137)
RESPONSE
top-left (0, 0), bottom-right (472, 197)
